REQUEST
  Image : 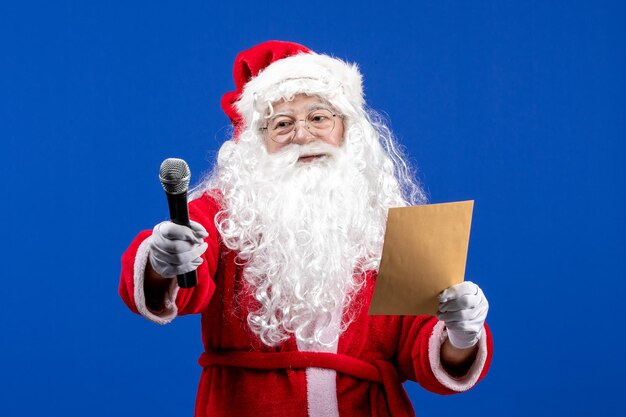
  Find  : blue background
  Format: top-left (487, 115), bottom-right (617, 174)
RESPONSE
top-left (1, 1), bottom-right (624, 416)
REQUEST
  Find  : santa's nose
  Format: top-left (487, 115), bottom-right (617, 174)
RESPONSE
top-left (291, 120), bottom-right (315, 144)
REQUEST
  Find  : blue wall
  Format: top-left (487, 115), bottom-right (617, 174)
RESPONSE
top-left (1, 1), bottom-right (624, 416)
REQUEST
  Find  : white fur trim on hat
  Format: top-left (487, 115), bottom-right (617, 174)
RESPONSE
top-left (234, 53), bottom-right (364, 128)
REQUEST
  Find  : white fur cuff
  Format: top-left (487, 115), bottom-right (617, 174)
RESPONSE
top-left (133, 236), bottom-right (179, 324)
top-left (428, 320), bottom-right (488, 392)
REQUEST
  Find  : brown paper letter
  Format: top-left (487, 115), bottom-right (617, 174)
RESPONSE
top-left (368, 200), bottom-right (474, 316)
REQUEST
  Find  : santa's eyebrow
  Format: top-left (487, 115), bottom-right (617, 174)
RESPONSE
top-left (270, 110), bottom-right (295, 118)
top-left (306, 103), bottom-right (333, 112)
top-left (268, 103), bottom-right (334, 120)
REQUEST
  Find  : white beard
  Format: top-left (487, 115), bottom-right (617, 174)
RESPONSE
top-left (215, 139), bottom-right (389, 347)
top-left (206, 119), bottom-right (418, 347)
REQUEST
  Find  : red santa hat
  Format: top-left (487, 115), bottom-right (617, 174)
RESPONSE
top-left (221, 40), bottom-right (364, 140)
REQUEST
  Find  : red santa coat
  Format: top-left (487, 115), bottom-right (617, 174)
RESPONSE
top-left (119, 193), bottom-right (493, 417)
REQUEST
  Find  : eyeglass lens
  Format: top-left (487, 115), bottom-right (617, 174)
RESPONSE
top-left (269, 109), bottom-right (335, 143)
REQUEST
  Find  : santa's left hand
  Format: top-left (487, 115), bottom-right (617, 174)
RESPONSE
top-left (437, 281), bottom-right (489, 349)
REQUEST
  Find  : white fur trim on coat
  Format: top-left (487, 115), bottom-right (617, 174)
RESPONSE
top-left (133, 236), bottom-right (179, 325)
top-left (235, 52), bottom-right (364, 129)
top-left (429, 320), bottom-right (488, 392)
top-left (296, 303), bottom-right (344, 417)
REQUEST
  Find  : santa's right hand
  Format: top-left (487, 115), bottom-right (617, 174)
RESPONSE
top-left (148, 220), bottom-right (209, 278)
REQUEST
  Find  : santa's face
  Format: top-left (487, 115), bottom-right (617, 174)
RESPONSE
top-left (263, 94), bottom-right (345, 155)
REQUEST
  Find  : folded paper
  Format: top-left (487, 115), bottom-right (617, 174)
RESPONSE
top-left (368, 200), bottom-right (474, 316)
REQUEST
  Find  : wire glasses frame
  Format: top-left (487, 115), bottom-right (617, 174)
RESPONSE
top-left (260, 108), bottom-right (340, 144)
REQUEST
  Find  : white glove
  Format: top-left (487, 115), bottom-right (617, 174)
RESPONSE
top-left (437, 281), bottom-right (489, 349)
top-left (149, 220), bottom-right (209, 278)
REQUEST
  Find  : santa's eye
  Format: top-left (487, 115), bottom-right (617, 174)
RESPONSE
top-left (271, 118), bottom-right (294, 131)
top-left (309, 114), bottom-right (327, 123)
top-left (307, 110), bottom-right (335, 129)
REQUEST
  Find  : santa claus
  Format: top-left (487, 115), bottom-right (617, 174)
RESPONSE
top-left (119, 40), bottom-right (493, 417)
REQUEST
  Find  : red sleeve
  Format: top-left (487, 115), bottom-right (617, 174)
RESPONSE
top-left (118, 193), bottom-right (222, 318)
top-left (395, 315), bottom-right (494, 395)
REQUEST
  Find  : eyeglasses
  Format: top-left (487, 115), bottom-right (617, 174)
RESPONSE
top-left (261, 108), bottom-right (339, 144)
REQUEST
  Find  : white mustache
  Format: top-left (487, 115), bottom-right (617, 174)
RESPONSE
top-left (296, 142), bottom-right (340, 158)
top-left (274, 142), bottom-right (341, 159)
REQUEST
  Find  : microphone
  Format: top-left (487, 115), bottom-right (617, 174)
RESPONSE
top-left (159, 158), bottom-right (197, 288)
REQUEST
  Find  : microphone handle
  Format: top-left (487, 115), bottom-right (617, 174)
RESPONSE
top-left (166, 191), bottom-right (198, 288)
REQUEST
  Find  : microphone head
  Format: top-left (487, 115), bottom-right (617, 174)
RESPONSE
top-left (159, 158), bottom-right (191, 194)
